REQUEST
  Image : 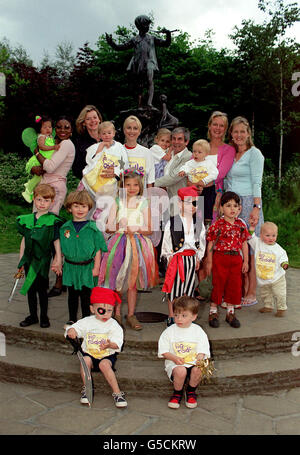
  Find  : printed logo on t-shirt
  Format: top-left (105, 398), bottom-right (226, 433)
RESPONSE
top-left (256, 251), bottom-right (276, 280)
top-left (84, 152), bottom-right (118, 192)
top-left (85, 333), bottom-right (109, 359)
top-left (189, 166), bottom-right (208, 183)
top-left (173, 341), bottom-right (197, 363)
top-left (128, 156), bottom-right (146, 175)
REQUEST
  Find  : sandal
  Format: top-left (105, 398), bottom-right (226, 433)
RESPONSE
top-left (126, 315), bottom-right (142, 331)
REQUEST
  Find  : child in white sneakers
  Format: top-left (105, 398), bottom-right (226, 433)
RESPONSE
top-left (248, 221), bottom-right (289, 317)
top-left (64, 287), bottom-right (127, 408)
top-left (158, 296), bottom-right (210, 409)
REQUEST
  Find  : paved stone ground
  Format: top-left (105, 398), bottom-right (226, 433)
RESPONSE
top-left (1, 253), bottom-right (300, 436)
top-left (1, 381), bottom-right (300, 435)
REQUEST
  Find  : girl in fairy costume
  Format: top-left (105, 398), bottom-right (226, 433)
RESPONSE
top-left (98, 169), bottom-right (159, 330)
top-left (22, 115), bottom-right (60, 203)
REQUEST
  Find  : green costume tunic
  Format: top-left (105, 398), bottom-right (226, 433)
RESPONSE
top-left (60, 220), bottom-right (107, 290)
top-left (16, 213), bottom-right (62, 295)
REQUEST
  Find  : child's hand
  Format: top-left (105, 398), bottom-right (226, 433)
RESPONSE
top-left (242, 261), bottom-right (249, 273)
top-left (163, 150), bottom-right (172, 161)
top-left (54, 144), bottom-right (60, 151)
top-left (95, 142), bottom-right (106, 155)
top-left (178, 171), bottom-right (185, 177)
top-left (100, 339), bottom-right (110, 350)
top-left (174, 357), bottom-right (185, 365)
top-left (281, 262), bottom-right (289, 270)
top-left (195, 259), bottom-right (200, 271)
top-left (92, 266), bottom-right (100, 277)
top-left (66, 328), bottom-right (77, 339)
top-left (196, 353), bottom-right (205, 363)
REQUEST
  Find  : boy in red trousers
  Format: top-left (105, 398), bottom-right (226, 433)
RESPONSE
top-left (206, 191), bottom-right (250, 328)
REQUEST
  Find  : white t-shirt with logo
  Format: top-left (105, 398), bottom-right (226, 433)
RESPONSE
top-left (248, 234), bottom-right (288, 285)
top-left (158, 323), bottom-right (210, 379)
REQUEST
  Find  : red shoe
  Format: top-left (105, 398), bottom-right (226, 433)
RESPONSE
top-left (168, 392), bottom-right (182, 409)
top-left (185, 391), bottom-right (198, 409)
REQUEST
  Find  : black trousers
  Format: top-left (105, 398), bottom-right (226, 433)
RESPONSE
top-left (67, 286), bottom-right (91, 322)
top-left (27, 273), bottom-right (49, 323)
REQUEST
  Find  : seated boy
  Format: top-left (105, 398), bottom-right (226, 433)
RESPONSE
top-left (158, 296), bottom-right (210, 409)
top-left (64, 286), bottom-right (127, 408)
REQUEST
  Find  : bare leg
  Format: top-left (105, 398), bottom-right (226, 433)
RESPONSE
top-left (99, 359), bottom-right (120, 394)
top-left (127, 288), bottom-right (137, 317)
top-left (168, 298), bottom-right (174, 318)
top-left (172, 366), bottom-right (187, 391)
top-left (244, 255), bottom-right (257, 301)
top-left (188, 366), bottom-right (202, 388)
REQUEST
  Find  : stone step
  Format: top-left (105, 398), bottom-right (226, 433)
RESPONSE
top-left (1, 344), bottom-right (300, 398)
top-left (0, 322), bottom-right (296, 360)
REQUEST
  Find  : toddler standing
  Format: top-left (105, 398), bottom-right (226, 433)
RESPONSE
top-left (248, 221), bottom-right (289, 317)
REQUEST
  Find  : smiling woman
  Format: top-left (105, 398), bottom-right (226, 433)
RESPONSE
top-left (32, 115), bottom-right (75, 215)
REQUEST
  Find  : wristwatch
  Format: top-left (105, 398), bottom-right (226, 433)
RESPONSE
top-left (253, 204), bottom-right (261, 209)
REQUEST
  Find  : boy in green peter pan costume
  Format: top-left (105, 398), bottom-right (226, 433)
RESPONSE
top-left (57, 190), bottom-right (108, 324)
top-left (17, 184), bottom-right (63, 328)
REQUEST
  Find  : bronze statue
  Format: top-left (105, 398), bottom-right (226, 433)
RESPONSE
top-left (106, 15), bottom-right (172, 108)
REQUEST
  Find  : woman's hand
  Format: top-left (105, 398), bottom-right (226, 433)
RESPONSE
top-left (31, 166), bottom-right (45, 176)
top-left (249, 207), bottom-right (260, 227)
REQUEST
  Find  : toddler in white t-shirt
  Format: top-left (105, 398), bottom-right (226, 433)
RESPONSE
top-left (248, 221), bottom-right (289, 317)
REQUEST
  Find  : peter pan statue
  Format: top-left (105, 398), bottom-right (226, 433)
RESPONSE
top-left (106, 15), bottom-right (172, 108)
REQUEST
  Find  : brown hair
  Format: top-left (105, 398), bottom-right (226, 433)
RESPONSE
top-left (120, 171), bottom-right (144, 196)
top-left (33, 184), bottom-right (56, 200)
top-left (76, 105), bottom-right (103, 135)
top-left (173, 296), bottom-right (199, 315)
top-left (64, 190), bottom-right (94, 211)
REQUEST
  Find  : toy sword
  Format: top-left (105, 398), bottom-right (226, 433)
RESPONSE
top-left (8, 270), bottom-right (24, 302)
top-left (65, 333), bottom-right (94, 407)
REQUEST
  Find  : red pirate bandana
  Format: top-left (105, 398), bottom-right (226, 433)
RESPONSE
top-left (90, 287), bottom-right (122, 307)
top-left (177, 186), bottom-right (199, 201)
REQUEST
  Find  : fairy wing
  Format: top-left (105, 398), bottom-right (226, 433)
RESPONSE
top-left (21, 128), bottom-right (38, 154)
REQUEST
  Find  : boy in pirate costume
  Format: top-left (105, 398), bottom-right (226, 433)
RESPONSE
top-left (64, 286), bottom-right (127, 408)
top-left (161, 186), bottom-right (206, 326)
top-left (17, 184), bottom-right (62, 328)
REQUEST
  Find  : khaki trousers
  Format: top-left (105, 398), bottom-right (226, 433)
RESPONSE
top-left (259, 275), bottom-right (287, 311)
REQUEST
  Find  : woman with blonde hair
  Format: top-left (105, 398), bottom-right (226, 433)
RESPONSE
top-left (225, 115), bottom-right (265, 307)
top-left (72, 105), bottom-right (103, 179)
